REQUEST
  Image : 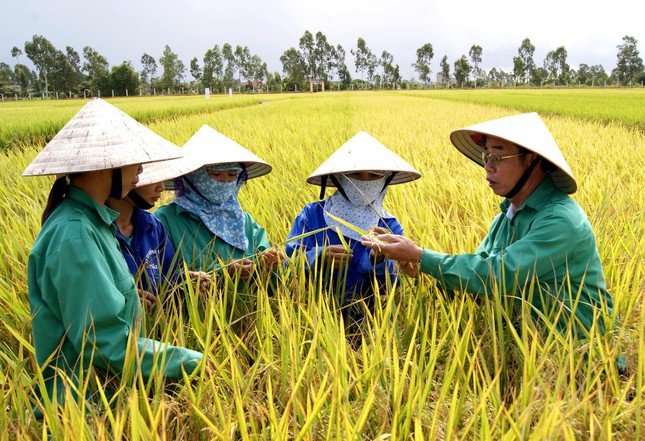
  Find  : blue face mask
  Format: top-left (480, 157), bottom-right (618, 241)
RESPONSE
top-left (172, 164), bottom-right (249, 251)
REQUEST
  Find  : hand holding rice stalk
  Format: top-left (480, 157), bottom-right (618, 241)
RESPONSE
top-left (325, 211), bottom-right (389, 264)
top-left (214, 246), bottom-right (286, 280)
top-left (360, 231), bottom-right (423, 277)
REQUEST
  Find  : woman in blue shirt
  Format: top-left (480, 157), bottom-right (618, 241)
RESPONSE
top-left (286, 131), bottom-right (421, 322)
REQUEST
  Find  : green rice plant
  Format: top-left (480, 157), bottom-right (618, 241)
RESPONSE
top-left (0, 91), bottom-right (643, 439)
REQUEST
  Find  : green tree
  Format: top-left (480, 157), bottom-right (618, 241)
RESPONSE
top-left (249, 55), bottom-right (268, 84)
top-left (439, 55), bottom-right (450, 86)
top-left (613, 35), bottom-right (643, 85)
top-left (265, 71), bottom-right (282, 92)
top-left (512, 56), bottom-right (525, 84)
top-left (48, 46), bottom-right (83, 96)
top-left (24, 35), bottom-right (58, 96)
top-left (111, 61), bottom-right (139, 96)
top-left (469, 44), bottom-right (483, 85)
top-left (202, 45), bottom-right (223, 90)
top-left (531, 66), bottom-right (548, 86)
top-left (380, 50), bottom-right (396, 88)
top-left (140, 53), bottom-right (157, 92)
top-left (82, 46), bottom-right (111, 95)
top-left (0, 62), bottom-right (12, 93)
top-left (413, 43), bottom-right (434, 86)
top-left (190, 57), bottom-right (202, 83)
top-left (453, 55), bottom-right (471, 87)
top-left (222, 43), bottom-right (236, 90)
top-left (298, 30), bottom-right (336, 90)
top-left (298, 30), bottom-right (316, 85)
top-left (512, 38), bottom-right (535, 84)
top-left (13, 64), bottom-right (32, 95)
top-left (544, 46), bottom-right (569, 84)
top-left (280, 47), bottom-right (306, 91)
top-left (335, 44), bottom-right (352, 89)
top-left (158, 45), bottom-right (185, 92)
top-left (488, 67), bottom-right (503, 86)
top-left (351, 37), bottom-right (377, 86)
top-left (234, 45), bottom-right (251, 91)
top-left (590, 64), bottom-right (609, 86)
top-left (11, 46), bottom-right (23, 64)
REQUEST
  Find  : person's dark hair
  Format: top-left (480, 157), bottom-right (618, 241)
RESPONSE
top-left (41, 176), bottom-right (71, 226)
top-left (173, 176), bottom-right (187, 197)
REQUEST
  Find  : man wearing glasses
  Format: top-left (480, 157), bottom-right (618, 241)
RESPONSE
top-left (361, 113), bottom-right (614, 339)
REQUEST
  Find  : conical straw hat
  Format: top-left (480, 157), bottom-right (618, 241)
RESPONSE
top-left (450, 112), bottom-right (577, 194)
top-left (176, 124), bottom-right (272, 180)
top-left (22, 98), bottom-right (182, 177)
top-left (135, 153), bottom-right (193, 187)
top-left (307, 131), bottom-right (421, 186)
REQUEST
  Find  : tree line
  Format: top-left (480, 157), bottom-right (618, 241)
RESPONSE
top-left (1, 32), bottom-right (643, 99)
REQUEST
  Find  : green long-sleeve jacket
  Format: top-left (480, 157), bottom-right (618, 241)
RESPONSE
top-left (28, 187), bottom-right (202, 410)
top-left (154, 203), bottom-right (271, 272)
top-left (420, 176), bottom-right (613, 335)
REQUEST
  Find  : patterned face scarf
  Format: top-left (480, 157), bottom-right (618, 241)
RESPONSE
top-left (323, 174), bottom-right (393, 241)
top-left (173, 164), bottom-right (249, 251)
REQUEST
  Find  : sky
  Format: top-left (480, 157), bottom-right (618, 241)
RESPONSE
top-left (2, 0), bottom-right (644, 81)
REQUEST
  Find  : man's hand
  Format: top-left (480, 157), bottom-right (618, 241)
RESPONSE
top-left (360, 233), bottom-right (423, 265)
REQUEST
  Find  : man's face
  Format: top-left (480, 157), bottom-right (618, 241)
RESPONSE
top-left (133, 182), bottom-right (165, 206)
top-left (482, 136), bottom-right (534, 197)
top-left (120, 164), bottom-right (143, 198)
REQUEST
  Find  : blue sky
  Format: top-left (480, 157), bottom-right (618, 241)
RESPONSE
top-left (2, 0), bottom-right (644, 80)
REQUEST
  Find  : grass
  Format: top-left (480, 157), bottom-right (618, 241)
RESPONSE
top-left (0, 90), bottom-right (643, 439)
top-left (395, 88), bottom-right (645, 132)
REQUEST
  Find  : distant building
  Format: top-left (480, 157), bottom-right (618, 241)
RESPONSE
top-left (310, 77), bottom-right (325, 92)
top-left (245, 80), bottom-right (264, 91)
top-left (436, 73), bottom-right (452, 85)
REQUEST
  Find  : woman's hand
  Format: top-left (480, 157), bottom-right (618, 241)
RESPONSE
top-left (399, 261), bottom-right (420, 278)
top-left (187, 270), bottom-right (213, 295)
top-left (324, 244), bottom-right (353, 268)
top-left (261, 248), bottom-right (283, 272)
top-left (367, 227), bottom-right (387, 264)
top-left (137, 289), bottom-right (157, 309)
top-left (227, 258), bottom-right (254, 280)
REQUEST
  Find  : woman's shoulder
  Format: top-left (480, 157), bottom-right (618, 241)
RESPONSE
top-left (298, 200), bottom-right (325, 216)
top-left (153, 203), bottom-right (179, 217)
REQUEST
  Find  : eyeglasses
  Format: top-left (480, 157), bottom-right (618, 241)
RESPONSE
top-left (481, 151), bottom-right (527, 167)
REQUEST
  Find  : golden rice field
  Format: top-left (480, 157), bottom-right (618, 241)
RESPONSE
top-left (0, 90), bottom-right (644, 439)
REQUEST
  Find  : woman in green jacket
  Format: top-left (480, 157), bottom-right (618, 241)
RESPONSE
top-left (23, 99), bottom-right (207, 416)
top-left (154, 124), bottom-right (281, 279)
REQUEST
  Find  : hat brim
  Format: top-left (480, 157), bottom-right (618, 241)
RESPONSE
top-left (306, 131), bottom-right (421, 186)
top-left (449, 113), bottom-right (577, 194)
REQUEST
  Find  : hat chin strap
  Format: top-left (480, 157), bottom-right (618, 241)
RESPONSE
top-left (109, 168), bottom-right (123, 200)
top-left (127, 190), bottom-right (154, 209)
top-left (504, 157), bottom-right (541, 199)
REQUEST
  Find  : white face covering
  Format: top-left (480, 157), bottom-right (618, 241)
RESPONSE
top-left (342, 176), bottom-right (388, 207)
top-left (323, 174), bottom-right (393, 241)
